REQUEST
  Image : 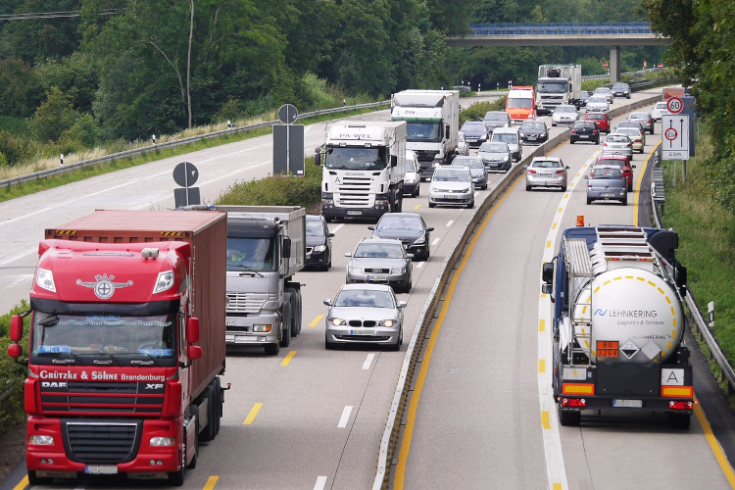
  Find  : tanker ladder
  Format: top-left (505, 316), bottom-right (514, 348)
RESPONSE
top-left (562, 237), bottom-right (595, 366)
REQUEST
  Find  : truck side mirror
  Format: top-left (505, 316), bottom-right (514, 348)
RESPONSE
top-left (391, 155), bottom-right (397, 167)
top-left (187, 345), bottom-right (202, 361)
top-left (10, 315), bottom-right (23, 341)
top-left (186, 317), bottom-right (200, 344)
top-left (676, 264), bottom-right (687, 297)
top-left (445, 124), bottom-right (450, 139)
top-left (8, 344), bottom-right (21, 359)
top-left (542, 262), bottom-right (554, 284)
top-left (282, 237), bottom-right (292, 258)
top-left (314, 149), bottom-right (322, 167)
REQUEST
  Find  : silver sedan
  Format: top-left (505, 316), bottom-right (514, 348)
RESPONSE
top-left (601, 133), bottom-right (633, 160)
top-left (525, 157), bottom-right (569, 192)
top-left (345, 238), bottom-right (412, 293)
top-left (324, 284), bottom-right (406, 350)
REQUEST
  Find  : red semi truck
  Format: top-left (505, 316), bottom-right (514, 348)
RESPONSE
top-left (7, 210), bottom-right (228, 486)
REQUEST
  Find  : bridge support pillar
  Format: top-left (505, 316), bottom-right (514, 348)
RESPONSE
top-left (610, 46), bottom-right (621, 83)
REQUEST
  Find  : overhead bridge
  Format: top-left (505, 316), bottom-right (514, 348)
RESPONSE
top-left (446, 23), bottom-right (671, 82)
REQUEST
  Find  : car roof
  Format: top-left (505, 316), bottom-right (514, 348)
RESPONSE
top-left (306, 215), bottom-right (326, 222)
top-left (358, 237), bottom-right (405, 246)
top-left (378, 212), bottom-right (422, 220)
top-left (492, 127), bottom-right (519, 134)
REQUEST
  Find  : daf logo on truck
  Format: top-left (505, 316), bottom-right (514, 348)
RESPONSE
top-left (41, 381), bottom-right (68, 389)
top-left (76, 273), bottom-right (133, 300)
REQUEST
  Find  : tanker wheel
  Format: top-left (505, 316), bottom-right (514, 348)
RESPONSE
top-left (558, 405), bottom-right (581, 426)
top-left (27, 471), bottom-right (53, 486)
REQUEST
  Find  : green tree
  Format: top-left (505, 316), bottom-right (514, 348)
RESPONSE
top-left (29, 87), bottom-right (75, 143)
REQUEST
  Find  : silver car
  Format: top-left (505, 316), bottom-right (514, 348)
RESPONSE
top-left (551, 105), bottom-right (579, 126)
top-left (456, 132), bottom-right (469, 156)
top-left (525, 157), bottom-right (569, 192)
top-left (451, 155), bottom-right (488, 190)
top-left (477, 142), bottom-right (511, 172)
top-left (585, 165), bottom-right (628, 205)
top-left (586, 95), bottom-right (609, 113)
top-left (324, 284), bottom-right (406, 350)
top-left (614, 127), bottom-right (645, 153)
top-left (601, 133), bottom-right (633, 160)
top-left (428, 166), bottom-right (474, 209)
top-left (345, 238), bottom-right (412, 293)
top-left (593, 86), bottom-right (614, 104)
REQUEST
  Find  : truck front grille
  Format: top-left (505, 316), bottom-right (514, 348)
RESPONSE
top-left (63, 420), bottom-right (141, 464)
top-left (41, 381), bottom-right (164, 416)
top-left (226, 292), bottom-right (273, 313)
top-left (414, 150), bottom-right (439, 163)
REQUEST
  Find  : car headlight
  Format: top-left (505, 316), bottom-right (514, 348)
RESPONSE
top-left (413, 236), bottom-right (426, 245)
top-left (405, 177), bottom-right (415, 184)
top-left (519, 133), bottom-right (526, 137)
top-left (379, 319), bottom-right (398, 327)
top-left (502, 156), bottom-right (509, 162)
top-left (462, 187), bottom-right (471, 193)
top-left (329, 318), bottom-right (347, 326)
top-left (391, 267), bottom-right (406, 274)
top-left (541, 132), bottom-right (547, 137)
top-left (314, 245), bottom-right (327, 252)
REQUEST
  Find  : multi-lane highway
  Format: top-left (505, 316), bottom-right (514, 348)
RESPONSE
top-left (1, 89), bottom-right (733, 490)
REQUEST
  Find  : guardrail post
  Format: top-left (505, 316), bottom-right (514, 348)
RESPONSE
top-left (708, 301), bottom-right (715, 330)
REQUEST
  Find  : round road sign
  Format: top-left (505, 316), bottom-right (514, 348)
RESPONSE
top-left (664, 127), bottom-right (678, 141)
top-left (667, 97), bottom-right (683, 114)
top-left (173, 161), bottom-right (199, 187)
top-left (278, 104), bottom-right (298, 124)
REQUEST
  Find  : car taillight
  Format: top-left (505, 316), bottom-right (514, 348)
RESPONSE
top-left (593, 129), bottom-right (598, 134)
top-left (627, 143), bottom-right (632, 148)
top-left (571, 129), bottom-right (577, 134)
top-left (555, 169), bottom-right (565, 175)
top-left (602, 143), bottom-right (608, 147)
top-left (528, 169), bottom-right (537, 175)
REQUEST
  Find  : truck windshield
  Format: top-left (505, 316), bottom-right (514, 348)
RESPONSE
top-left (31, 312), bottom-right (177, 366)
top-left (324, 147), bottom-right (387, 171)
top-left (405, 122), bottom-right (442, 143)
top-left (227, 237), bottom-right (277, 272)
top-left (507, 98), bottom-right (533, 109)
top-left (537, 81), bottom-right (568, 93)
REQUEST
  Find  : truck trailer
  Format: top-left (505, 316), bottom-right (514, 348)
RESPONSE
top-left (390, 90), bottom-right (460, 180)
top-left (316, 121), bottom-right (406, 222)
top-left (536, 64), bottom-right (582, 115)
top-left (542, 225), bottom-right (692, 428)
top-left (8, 210), bottom-right (228, 486)
top-left (214, 205), bottom-right (305, 355)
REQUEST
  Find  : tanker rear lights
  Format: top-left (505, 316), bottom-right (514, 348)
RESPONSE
top-left (668, 400), bottom-right (694, 411)
top-left (560, 397), bottom-right (586, 408)
top-left (596, 340), bottom-right (619, 358)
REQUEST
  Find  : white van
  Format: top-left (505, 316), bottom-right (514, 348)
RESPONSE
top-left (490, 127), bottom-right (522, 162)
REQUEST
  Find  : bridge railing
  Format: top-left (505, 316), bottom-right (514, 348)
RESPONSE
top-left (467, 22), bottom-right (655, 36)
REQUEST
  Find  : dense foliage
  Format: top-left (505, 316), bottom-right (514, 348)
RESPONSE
top-left (641, 0), bottom-right (735, 217)
top-left (0, 302), bottom-right (29, 437)
top-left (0, 0), bottom-right (664, 168)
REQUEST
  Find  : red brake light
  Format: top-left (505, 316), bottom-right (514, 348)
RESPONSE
top-left (669, 400), bottom-right (693, 410)
top-left (528, 169), bottom-right (537, 175)
top-left (561, 398), bottom-right (587, 407)
top-left (627, 144), bottom-right (632, 148)
top-left (571, 129), bottom-right (577, 134)
top-left (555, 169), bottom-right (565, 175)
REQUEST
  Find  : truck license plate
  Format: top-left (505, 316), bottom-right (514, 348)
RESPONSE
top-left (85, 465), bottom-right (118, 475)
top-left (612, 399), bottom-right (643, 408)
top-left (347, 210), bottom-right (362, 216)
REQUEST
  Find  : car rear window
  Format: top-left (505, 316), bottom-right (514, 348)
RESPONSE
top-left (587, 114), bottom-right (603, 120)
top-left (592, 168), bottom-right (622, 179)
top-left (532, 160), bottom-right (562, 169)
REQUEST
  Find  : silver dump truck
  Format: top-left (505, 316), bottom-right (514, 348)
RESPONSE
top-left (215, 206), bottom-right (306, 355)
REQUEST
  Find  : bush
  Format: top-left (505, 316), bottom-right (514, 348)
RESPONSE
top-left (0, 301), bottom-right (30, 438)
top-left (459, 97), bottom-right (506, 127)
top-left (0, 129), bottom-right (31, 166)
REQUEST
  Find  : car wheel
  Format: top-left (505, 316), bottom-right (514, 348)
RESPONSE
top-left (325, 338), bottom-right (335, 350)
top-left (467, 199), bottom-right (474, 209)
top-left (429, 202), bottom-right (435, 208)
top-left (628, 184), bottom-right (633, 192)
top-left (414, 185), bottom-right (420, 197)
top-left (561, 186), bottom-right (567, 192)
top-left (406, 277), bottom-right (412, 293)
top-left (526, 185), bottom-right (532, 191)
top-left (570, 139), bottom-right (575, 144)
top-left (622, 197), bottom-right (628, 206)
top-left (587, 197), bottom-right (592, 205)
top-left (552, 122), bottom-right (556, 126)
top-left (389, 328), bottom-right (402, 351)
top-left (482, 182), bottom-right (488, 190)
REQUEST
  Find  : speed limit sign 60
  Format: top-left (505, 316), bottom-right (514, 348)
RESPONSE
top-left (667, 97), bottom-right (683, 114)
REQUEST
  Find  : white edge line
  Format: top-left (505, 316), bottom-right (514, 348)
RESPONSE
top-left (337, 405), bottom-right (353, 428)
top-left (314, 476), bottom-right (328, 490)
top-left (363, 353), bottom-right (375, 370)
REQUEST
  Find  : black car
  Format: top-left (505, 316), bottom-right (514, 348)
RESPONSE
top-left (570, 121), bottom-right (600, 144)
top-left (519, 120), bottom-right (549, 144)
top-left (611, 82), bottom-right (631, 99)
top-left (460, 121), bottom-right (490, 148)
top-left (577, 90), bottom-right (590, 108)
top-left (368, 213), bottom-right (434, 261)
top-left (306, 215), bottom-right (334, 270)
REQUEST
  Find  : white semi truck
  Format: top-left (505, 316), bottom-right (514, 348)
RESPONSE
top-left (542, 225), bottom-right (692, 428)
top-left (316, 121), bottom-right (406, 222)
top-left (390, 90), bottom-right (460, 181)
top-left (536, 64), bottom-right (582, 115)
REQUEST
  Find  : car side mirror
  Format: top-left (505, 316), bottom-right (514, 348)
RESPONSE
top-left (397, 301), bottom-right (408, 309)
top-left (426, 227), bottom-right (434, 232)
top-left (584, 175), bottom-right (589, 180)
top-left (187, 317), bottom-right (200, 344)
top-left (631, 165), bottom-right (637, 169)
top-left (328, 233), bottom-right (335, 238)
top-left (566, 166), bottom-right (570, 169)
top-left (187, 345), bottom-right (202, 361)
top-left (368, 226), bottom-right (375, 230)
top-left (407, 254), bottom-right (415, 260)
top-left (10, 315), bottom-right (23, 341)
top-left (344, 252), bottom-right (352, 257)
top-left (323, 299), bottom-right (333, 307)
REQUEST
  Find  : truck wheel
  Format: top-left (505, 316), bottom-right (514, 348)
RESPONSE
top-left (280, 300), bottom-right (292, 348)
top-left (187, 417), bottom-right (198, 469)
top-left (168, 432), bottom-right (187, 486)
top-left (668, 413), bottom-right (691, 429)
top-left (27, 471), bottom-right (53, 486)
top-left (286, 288), bottom-right (302, 337)
top-left (558, 406), bottom-right (581, 426)
top-left (264, 343), bottom-right (280, 355)
top-left (213, 377), bottom-right (222, 436)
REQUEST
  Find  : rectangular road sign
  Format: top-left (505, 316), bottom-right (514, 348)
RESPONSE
top-left (661, 114), bottom-right (690, 160)
top-left (273, 124), bottom-right (305, 177)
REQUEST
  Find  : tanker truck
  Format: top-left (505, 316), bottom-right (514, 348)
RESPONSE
top-left (541, 225), bottom-right (691, 428)
top-left (7, 210), bottom-right (228, 486)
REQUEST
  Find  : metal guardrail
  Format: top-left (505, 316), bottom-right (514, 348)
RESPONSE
top-left (468, 22), bottom-right (658, 36)
top-left (650, 149), bottom-right (735, 396)
top-left (0, 100), bottom-right (390, 190)
top-left (372, 93), bottom-right (664, 488)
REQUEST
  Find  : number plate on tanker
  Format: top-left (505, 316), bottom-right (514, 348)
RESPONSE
top-left (612, 399), bottom-right (643, 408)
top-left (85, 465), bottom-right (118, 475)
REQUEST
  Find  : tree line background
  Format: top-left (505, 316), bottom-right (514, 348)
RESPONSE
top-left (0, 0), bottom-right (660, 169)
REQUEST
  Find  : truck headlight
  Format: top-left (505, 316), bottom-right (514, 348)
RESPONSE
top-left (314, 245), bottom-right (327, 252)
top-left (153, 271), bottom-right (175, 294)
top-left (253, 324), bottom-right (272, 332)
top-left (29, 435), bottom-right (54, 446)
top-left (36, 268), bottom-right (56, 293)
top-left (150, 437), bottom-right (176, 447)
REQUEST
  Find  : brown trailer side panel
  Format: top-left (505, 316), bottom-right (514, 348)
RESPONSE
top-left (45, 210), bottom-right (227, 401)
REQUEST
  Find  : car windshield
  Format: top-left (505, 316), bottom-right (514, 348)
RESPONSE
top-left (592, 168), bottom-right (622, 179)
top-left (655, 103), bottom-right (667, 109)
top-left (574, 122), bottom-right (593, 129)
top-left (617, 129), bottom-right (639, 137)
top-left (532, 160), bottom-right (562, 169)
top-left (595, 88), bottom-right (611, 93)
top-left (353, 243), bottom-right (404, 259)
top-left (493, 133), bottom-right (517, 144)
top-left (335, 290), bottom-right (395, 308)
top-left (462, 122), bottom-right (485, 131)
top-left (226, 237), bottom-right (277, 272)
top-left (433, 169), bottom-right (469, 182)
top-left (630, 113), bottom-right (648, 120)
top-left (376, 216), bottom-right (423, 231)
top-left (613, 84), bottom-right (628, 90)
top-left (555, 106), bottom-right (576, 113)
top-left (452, 158), bottom-right (484, 169)
top-left (485, 112), bottom-right (508, 121)
top-left (587, 114), bottom-right (604, 120)
top-left (324, 147), bottom-right (387, 171)
top-left (522, 122), bottom-right (545, 130)
top-left (589, 97), bottom-right (606, 103)
top-left (507, 98), bottom-right (533, 109)
top-left (306, 220), bottom-right (324, 236)
top-left (480, 142), bottom-right (509, 153)
top-left (31, 312), bottom-right (177, 365)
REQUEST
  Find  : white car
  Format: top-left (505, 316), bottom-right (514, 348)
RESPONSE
top-left (586, 96), bottom-right (609, 113)
top-left (551, 105), bottom-right (579, 126)
top-left (456, 132), bottom-right (469, 156)
top-left (652, 101), bottom-right (670, 121)
top-left (403, 150), bottom-right (421, 197)
top-left (428, 166), bottom-right (474, 209)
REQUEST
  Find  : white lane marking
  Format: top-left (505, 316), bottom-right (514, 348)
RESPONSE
top-left (314, 476), bottom-right (328, 490)
top-left (9, 274), bottom-right (33, 288)
top-left (537, 150), bottom-right (598, 490)
top-left (417, 262), bottom-right (425, 269)
top-left (331, 223), bottom-right (345, 234)
top-left (363, 354), bottom-right (375, 370)
top-left (446, 220), bottom-right (454, 227)
top-left (338, 406), bottom-right (353, 428)
top-left (431, 237), bottom-right (440, 246)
